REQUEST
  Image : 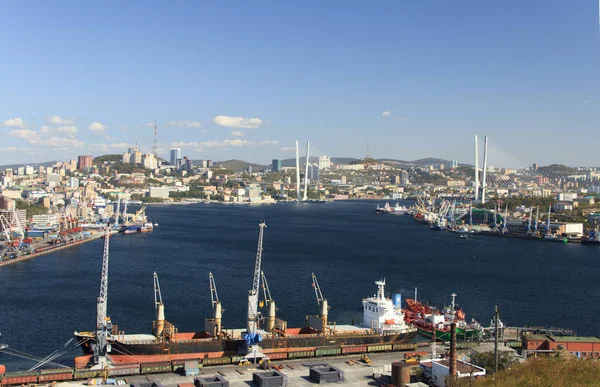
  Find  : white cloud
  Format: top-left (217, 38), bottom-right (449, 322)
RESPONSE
top-left (40, 125), bottom-right (78, 138)
top-left (2, 117), bottom-right (27, 128)
top-left (230, 130), bottom-right (243, 137)
top-left (171, 141), bottom-right (199, 148)
top-left (0, 147), bottom-right (19, 151)
top-left (110, 143), bottom-right (129, 149)
top-left (172, 139), bottom-right (279, 149)
top-left (9, 129), bottom-right (40, 140)
top-left (382, 111), bottom-right (391, 117)
top-left (212, 115), bottom-right (263, 129)
top-left (89, 122), bottom-right (107, 133)
top-left (167, 120), bottom-right (202, 128)
top-left (88, 143), bottom-right (109, 152)
top-left (28, 137), bottom-right (84, 148)
top-left (46, 115), bottom-right (75, 124)
top-left (201, 129), bottom-right (208, 134)
top-left (280, 146), bottom-right (296, 151)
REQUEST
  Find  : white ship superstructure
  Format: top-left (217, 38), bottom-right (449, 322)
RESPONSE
top-left (362, 280), bottom-right (414, 334)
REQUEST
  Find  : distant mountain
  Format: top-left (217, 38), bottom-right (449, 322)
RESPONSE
top-left (208, 159), bottom-right (268, 172)
top-left (538, 164), bottom-right (577, 176)
top-left (0, 160), bottom-right (58, 170)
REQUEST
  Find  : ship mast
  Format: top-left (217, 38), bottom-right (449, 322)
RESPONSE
top-left (94, 227), bottom-right (112, 367)
top-left (246, 220), bottom-right (266, 336)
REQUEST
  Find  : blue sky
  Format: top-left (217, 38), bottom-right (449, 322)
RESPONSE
top-left (1, 0), bottom-right (599, 167)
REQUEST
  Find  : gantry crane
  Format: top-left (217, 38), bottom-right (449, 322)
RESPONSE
top-left (261, 271), bottom-right (277, 332)
top-left (153, 272), bottom-right (165, 339)
top-left (94, 227), bottom-right (112, 367)
top-left (209, 272), bottom-right (222, 335)
top-left (246, 220), bottom-right (266, 339)
top-left (311, 273), bottom-right (329, 335)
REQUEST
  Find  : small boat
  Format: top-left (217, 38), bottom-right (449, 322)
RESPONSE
top-left (459, 234), bottom-right (468, 240)
top-left (153, 223), bottom-right (159, 227)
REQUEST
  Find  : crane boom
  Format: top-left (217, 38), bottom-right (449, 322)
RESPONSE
top-left (153, 271), bottom-right (162, 310)
top-left (261, 271), bottom-right (272, 302)
top-left (209, 272), bottom-right (219, 307)
top-left (94, 227), bottom-right (112, 366)
top-left (246, 220), bottom-right (266, 335)
top-left (311, 273), bottom-right (324, 305)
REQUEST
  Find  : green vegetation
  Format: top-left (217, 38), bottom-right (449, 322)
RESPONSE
top-left (93, 154), bottom-right (122, 164)
top-left (170, 187), bottom-right (207, 199)
top-left (15, 199), bottom-right (48, 218)
top-left (454, 356), bottom-right (600, 387)
top-left (141, 197), bottom-right (164, 203)
top-left (538, 164), bottom-right (578, 176)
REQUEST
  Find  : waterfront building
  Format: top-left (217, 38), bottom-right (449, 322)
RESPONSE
top-left (149, 186), bottom-right (171, 199)
top-left (170, 148), bottom-right (181, 165)
top-left (32, 213), bottom-right (59, 227)
top-left (523, 335), bottom-right (600, 359)
top-left (420, 359), bottom-right (486, 387)
top-left (77, 155), bottom-right (93, 171)
top-left (272, 159), bottom-right (282, 172)
top-left (245, 183), bottom-right (262, 199)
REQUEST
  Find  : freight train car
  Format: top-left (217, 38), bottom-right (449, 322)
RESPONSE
top-left (0, 343), bottom-right (419, 385)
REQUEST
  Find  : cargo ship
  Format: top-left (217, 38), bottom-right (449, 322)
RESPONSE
top-left (403, 293), bottom-right (482, 341)
top-left (74, 222), bottom-right (417, 368)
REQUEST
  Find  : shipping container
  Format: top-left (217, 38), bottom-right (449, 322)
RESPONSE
top-left (1, 371), bottom-right (38, 385)
top-left (315, 347), bottom-right (341, 357)
top-left (341, 345), bottom-right (367, 354)
top-left (393, 343), bottom-right (418, 351)
top-left (367, 344), bottom-right (392, 353)
top-left (108, 364), bottom-right (140, 376)
top-left (288, 350), bottom-right (315, 359)
top-left (140, 361), bottom-right (171, 374)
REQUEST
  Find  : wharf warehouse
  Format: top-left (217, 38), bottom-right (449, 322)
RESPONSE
top-left (523, 335), bottom-right (600, 358)
top-left (420, 359), bottom-right (486, 387)
top-left (503, 221), bottom-right (584, 237)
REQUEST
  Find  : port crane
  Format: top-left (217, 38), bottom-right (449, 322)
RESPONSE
top-left (94, 228), bottom-right (112, 367)
top-left (209, 272), bottom-right (222, 335)
top-left (246, 220), bottom-right (266, 339)
top-left (502, 204), bottom-right (508, 234)
top-left (261, 271), bottom-right (277, 332)
top-left (311, 273), bottom-right (329, 335)
top-left (153, 272), bottom-right (166, 339)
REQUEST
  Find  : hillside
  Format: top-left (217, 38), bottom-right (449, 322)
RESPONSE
top-left (0, 160), bottom-right (57, 170)
top-left (94, 154), bottom-right (122, 163)
top-left (465, 357), bottom-right (600, 387)
top-left (210, 159), bottom-right (268, 172)
top-left (538, 164), bottom-right (578, 176)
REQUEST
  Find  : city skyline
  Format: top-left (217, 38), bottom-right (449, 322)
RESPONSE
top-left (1, 1), bottom-right (600, 166)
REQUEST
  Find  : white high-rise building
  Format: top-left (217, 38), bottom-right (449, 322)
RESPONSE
top-left (170, 148), bottom-right (182, 165)
top-left (318, 156), bottom-right (331, 170)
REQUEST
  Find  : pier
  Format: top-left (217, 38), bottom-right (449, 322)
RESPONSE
top-left (0, 230), bottom-right (118, 268)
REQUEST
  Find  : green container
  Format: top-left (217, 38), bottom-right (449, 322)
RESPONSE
top-left (74, 369), bottom-right (103, 380)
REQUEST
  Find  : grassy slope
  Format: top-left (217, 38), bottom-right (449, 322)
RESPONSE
top-left (464, 357), bottom-right (600, 387)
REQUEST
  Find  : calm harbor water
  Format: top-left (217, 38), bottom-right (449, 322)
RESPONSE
top-left (1, 200), bottom-right (599, 370)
